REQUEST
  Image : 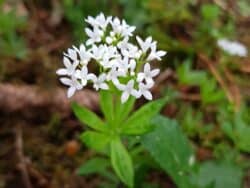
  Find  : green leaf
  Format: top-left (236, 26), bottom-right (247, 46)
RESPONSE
top-left (201, 4), bottom-right (220, 21)
top-left (177, 60), bottom-right (206, 85)
top-left (77, 157), bottom-right (109, 176)
top-left (80, 131), bottom-right (110, 151)
top-left (192, 161), bottom-right (243, 188)
top-left (141, 115), bottom-right (195, 188)
top-left (100, 90), bottom-right (114, 125)
top-left (72, 102), bottom-right (107, 132)
top-left (115, 96), bottom-right (135, 124)
top-left (110, 138), bottom-right (134, 187)
top-left (121, 98), bottom-right (167, 135)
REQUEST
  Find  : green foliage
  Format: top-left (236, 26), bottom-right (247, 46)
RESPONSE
top-left (219, 107), bottom-right (250, 152)
top-left (177, 60), bottom-right (225, 104)
top-left (115, 96), bottom-right (136, 125)
top-left (192, 161), bottom-right (243, 188)
top-left (80, 131), bottom-right (110, 152)
top-left (121, 98), bottom-right (168, 135)
top-left (77, 157), bottom-right (109, 176)
top-left (141, 115), bottom-right (244, 188)
top-left (72, 102), bottom-right (107, 132)
top-left (68, 1), bottom-right (248, 187)
top-left (201, 4), bottom-right (220, 21)
top-left (141, 115), bottom-right (195, 188)
top-left (177, 59), bottom-right (206, 85)
top-left (0, 5), bottom-right (27, 58)
top-left (100, 90), bottom-right (115, 126)
top-left (62, 0), bottom-right (110, 42)
top-left (111, 138), bottom-right (134, 188)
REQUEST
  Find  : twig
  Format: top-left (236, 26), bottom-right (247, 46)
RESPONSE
top-left (0, 84), bottom-right (99, 118)
top-left (198, 53), bottom-right (234, 104)
top-left (180, 93), bottom-right (200, 101)
top-left (15, 124), bottom-right (33, 188)
top-left (224, 67), bottom-right (241, 111)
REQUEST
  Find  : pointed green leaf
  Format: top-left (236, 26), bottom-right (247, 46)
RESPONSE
top-left (80, 131), bottom-right (110, 151)
top-left (192, 161), bottom-right (243, 188)
top-left (77, 157), bottom-right (109, 176)
top-left (115, 97), bottom-right (135, 124)
top-left (111, 138), bottom-right (134, 187)
top-left (121, 98), bottom-right (167, 135)
top-left (141, 115), bottom-right (195, 188)
top-left (72, 102), bottom-right (107, 132)
top-left (100, 90), bottom-right (114, 124)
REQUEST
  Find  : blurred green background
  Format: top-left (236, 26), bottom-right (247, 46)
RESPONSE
top-left (0, 0), bottom-right (249, 187)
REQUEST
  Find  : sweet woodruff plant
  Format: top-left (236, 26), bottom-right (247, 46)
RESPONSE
top-left (57, 13), bottom-right (166, 187)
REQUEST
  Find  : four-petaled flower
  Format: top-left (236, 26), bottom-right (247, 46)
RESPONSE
top-left (137, 63), bottom-right (160, 84)
top-left (117, 80), bottom-right (140, 103)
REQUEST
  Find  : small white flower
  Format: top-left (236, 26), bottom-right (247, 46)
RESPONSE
top-left (111, 17), bottom-right (135, 37)
top-left (75, 66), bottom-right (91, 86)
top-left (89, 73), bottom-right (109, 90)
top-left (117, 37), bottom-right (130, 51)
top-left (147, 43), bottom-right (166, 61)
top-left (121, 20), bottom-right (136, 37)
top-left (91, 44), bottom-right (106, 60)
top-left (217, 39), bottom-right (248, 57)
top-left (106, 66), bottom-right (125, 82)
top-left (95, 13), bottom-right (111, 30)
top-left (117, 57), bottom-right (129, 75)
top-left (136, 36), bottom-right (154, 53)
top-left (122, 43), bottom-right (142, 59)
top-left (137, 63), bottom-right (160, 84)
top-left (56, 56), bottom-right (78, 76)
top-left (116, 80), bottom-right (139, 103)
top-left (105, 36), bottom-right (114, 44)
top-left (138, 82), bottom-right (153, 100)
top-left (60, 76), bottom-right (83, 98)
top-left (85, 27), bottom-right (104, 45)
top-left (64, 48), bottom-right (78, 61)
top-left (128, 59), bottom-right (136, 75)
top-left (73, 44), bottom-right (92, 66)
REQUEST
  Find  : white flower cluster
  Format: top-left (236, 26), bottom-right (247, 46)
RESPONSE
top-left (217, 39), bottom-right (248, 57)
top-left (57, 13), bottom-right (166, 103)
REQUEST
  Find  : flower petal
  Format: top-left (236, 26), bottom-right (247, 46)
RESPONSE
top-left (56, 68), bottom-right (68, 75)
top-left (67, 87), bottom-right (76, 98)
top-left (121, 91), bottom-right (129, 103)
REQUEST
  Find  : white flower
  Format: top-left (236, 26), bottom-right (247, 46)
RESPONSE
top-left (128, 59), bottom-right (136, 75)
top-left (117, 37), bottom-right (130, 51)
top-left (138, 82), bottom-right (154, 100)
top-left (136, 36), bottom-right (154, 53)
top-left (95, 13), bottom-right (111, 30)
top-left (57, 13), bottom-right (167, 102)
top-left (106, 66), bottom-right (125, 82)
top-left (56, 57), bottom-right (78, 76)
top-left (73, 44), bottom-right (92, 66)
top-left (75, 66), bottom-right (91, 86)
top-left (88, 73), bottom-right (109, 90)
top-left (121, 43), bottom-right (142, 59)
top-left (117, 57), bottom-right (129, 75)
top-left (91, 44), bottom-right (106, 60)
top-left (147, 43), bottom-right (166, 61)
top-left (110, 17), bottom-right (135, 37)
top-left (137, 63), bottom-right (160, 84)
top-left (116, 80), bottom-right (139, 103)
top-left (120, 20), bottom-right (136, 37)
top-left (64, 48), bottom-right (78, 61)
top-left (85, 27), bottom-right (104, 45)
top-left (217, 39), bottom-right (248, 57)
top-left (60, 76), bottom-right (83, 98)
